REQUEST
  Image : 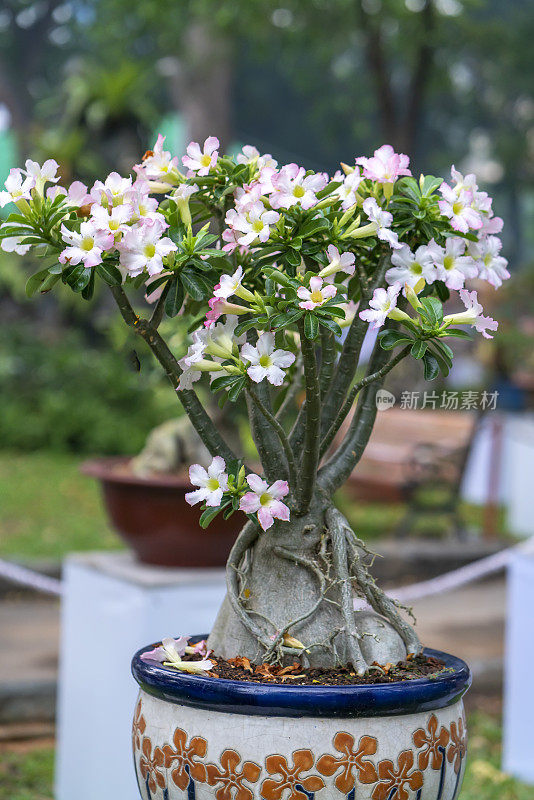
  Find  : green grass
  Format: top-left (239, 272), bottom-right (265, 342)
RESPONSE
top-left (0, 714), bottom-right (531, 799)
top-left (0, 451), bottom-right (121, 560)
top-left (0, 745), bottom-right (54, 800)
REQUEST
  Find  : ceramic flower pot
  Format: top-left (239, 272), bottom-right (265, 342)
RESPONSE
top-left (131, 641), bottom-right (470, 800)
top-left (81, 457), bottom-right (242, 567)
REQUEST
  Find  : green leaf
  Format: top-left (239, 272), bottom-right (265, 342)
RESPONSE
top-left (420, 175), bottom-right (443, 197)
top-left (180, 271), bottom-right (206, 301)
top-left (317, 316), bottom-right (342, 337)
top-left (428, 346), bottom-right (451, 378)
top-left (434, 281), bottom-right (450, 303)
top-left (379, 330), bottom-right (413, 350)
top-left (25, 268), bottom-right (53, 297)
top-left (96, 262), bottom-right (122, 286)
top-left (81, 270), bottom-right (95, 300)
top-left (264, 269), bottom-right (298, 290)
top-left (411, 340), bottom-right (428, 359)
top-left (298, 218), bottom-right (330, 238)
top-left (442, 328), bottom-right (471, 340)
top-left (199, 505), bottom-right (223, 529)
top-left (422, 352), bottom-right (440, 381)
top-left (304, 313), bottom-right (319, 340)
top-left (165, 277), bottom-right (184, 317)
top-left (419, 296), bottom-right (444, 327)
top-left (270, 310), bottom-right (303, 329)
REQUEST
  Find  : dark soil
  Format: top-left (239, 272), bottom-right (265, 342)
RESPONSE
top-left (200, 653), bottom-right (446, 685)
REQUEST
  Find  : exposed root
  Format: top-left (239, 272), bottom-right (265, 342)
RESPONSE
top-left (218, 505), bottom-right (421, 670)
top-left (328, 508), bottom-right (368, 675)
top-left (328, 507), bottom-right (423, 656)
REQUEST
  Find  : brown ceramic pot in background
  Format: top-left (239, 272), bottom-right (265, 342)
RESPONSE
top-left (81, 457), bottom-right (241, 567)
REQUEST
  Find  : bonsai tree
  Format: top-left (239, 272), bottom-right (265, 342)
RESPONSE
top-left (0, 140), bottom-right (506, 674)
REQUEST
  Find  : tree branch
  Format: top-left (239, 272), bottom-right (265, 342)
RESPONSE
top-left (320, 252), bottom-right (390, 437)
top-left (247, 384), bottom-right (297, 491)
top-left (320, 345), bottom-right (410, 458)
top-left (296, 320), bottom-right (322, 513)
top-left (318, 325), bottom-right (400, 496)
top-left (109, 285), bottom-right (238, 463)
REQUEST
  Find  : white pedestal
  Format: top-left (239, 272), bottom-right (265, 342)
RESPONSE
top-left (502, 552), bottom-right (534, 783)
top-left (55, 552), bottom-right (226, 800)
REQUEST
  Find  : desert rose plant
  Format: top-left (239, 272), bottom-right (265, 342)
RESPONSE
top-left (0, 139), bottom-right (507, 674)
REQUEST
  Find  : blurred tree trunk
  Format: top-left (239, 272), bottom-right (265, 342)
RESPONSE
top-left (168, 22), bottom-right (233, 150)
top-left (357, 0), bottom-right (435, 161)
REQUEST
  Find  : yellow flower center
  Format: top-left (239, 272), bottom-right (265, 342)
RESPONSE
top-left (293, 185), bottom-right (305, 198)
top-left (411, 262), bottom-right (423, 275)
top-left (443, 255), bottom-right (454, 271)
top-left (259, 354), bottom-right (272, 368)
top-left (144, 243), bottom-right (156, 258)
top-left (81, 237), bottom-right (94, 251)
top-left (259, 492), bottom-right (271, 506)
top-left (252, 219), bottom-right (264, 233)
top-left (207, 478), bottom-right (220, 491)
top-left (452, 202), bottom-right (463, 215)
top-left (201, 153), bottom-right (212, 168)
top-left (310, 290), bottom-right (324, 304)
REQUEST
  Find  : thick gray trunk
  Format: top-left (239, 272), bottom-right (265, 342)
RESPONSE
top-left (208, 500), bottom-right (419, 671)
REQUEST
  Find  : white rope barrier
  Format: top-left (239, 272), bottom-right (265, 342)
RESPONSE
top-left (0, 557), bottom-right (63, 596)
top-left (1, 537), bottom-right (533, 605)
top-left (355, 537), bottom-right (534, 609)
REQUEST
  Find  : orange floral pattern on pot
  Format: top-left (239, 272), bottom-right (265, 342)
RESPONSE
top-left (132, 698), bottom-right (146, 751)
top-left (317, 732), bottom-right (378, 794)
top-left (162, 727), bottom-right (207, 789)
top-left (139, 736), bottom-right (166, 794)
top-left (447, 718), bottom-right (467, 775)
top-left (206, 748), bottom-right (261, 800)
top-left (371, 749), bottom-right (424, 800)
top-left (412, 713), bottom-right (450, 770)
top-left (261, 749), bottom-right (325, 800)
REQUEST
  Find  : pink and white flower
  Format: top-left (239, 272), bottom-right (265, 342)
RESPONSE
top-left (182, 136), bottom-right (219, 176)
top-left (333, 169), bottom-right (363, 209)
top-left (214, 267), bottom-right (246, 301)
top-left (125, 180), bottom-right (166, 225)
top-left (140, 636), bottom-right (214, 673)
top-left (24, 158), bottom-right (59, 193)
top-left (225, 202), bottom-right (279, 246)
top-left (239, 474), bottom-right (290, 531)
top-left (297, 276), bottom-right (337, 310)
top-left (359, 285), bottom-right (401, 329)
top-left (1, 233), bottom-right (31, 255)
top-left (118, 221), bottom-right (176, 277)
top-left (240, 332), bottom-right (296, 386)
top-left (90, 203), bottom-right (131, 239)
top-left (444, 289), bottom-right (498, 339)
top-left (0, 168), bottom-right (35, 207)
top-left (438, 184), bottom-right (482, 233)
top-left (270, 164), bottom-right (327, 210)
top-left (185, 456), bottom-right (229, 507)
top-left (386, 244), bottom-right (437, 288)
top-left (424, 238), bottom-right (478, 290)
top-left (134, 134), bottom-right (180, 184)
top-left (91, 172), bottom-right (133, 208)
top-left (362, 197), bottom-right (402, 249)
top-left (236, 145), bottom-right (277, 172)
top-left (58, 221), bottom-right (114, 268)
top-left (468, 236), bottom-right (510, 288)
top-left (67, 181), bottom-right (92, 207)
top-left (140, 636), bottom-right (188, 664)
top-left (356, 144), bottom-right (411, 184)
top-left (319, 245), bottom-right (356, 280)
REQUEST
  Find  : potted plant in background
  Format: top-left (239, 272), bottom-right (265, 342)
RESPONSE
top-left (82, 411), bottom-right (244, 567)
top-left (2, 138), bottom-right (506, 799)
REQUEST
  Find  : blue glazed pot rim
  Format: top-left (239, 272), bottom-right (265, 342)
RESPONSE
top-left (131, 637), bottom-right (471, 719)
